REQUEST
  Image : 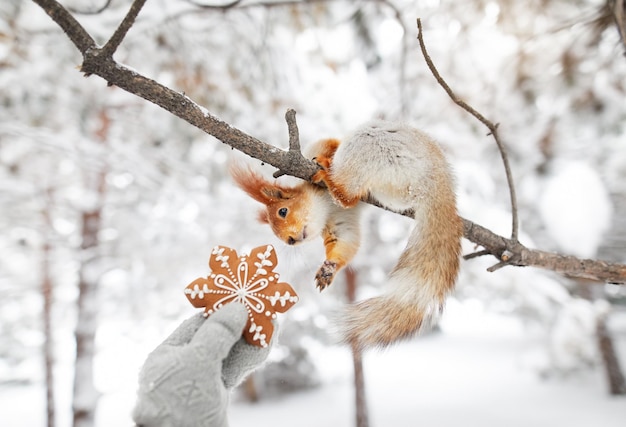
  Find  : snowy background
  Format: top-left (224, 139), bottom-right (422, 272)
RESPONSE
top-left (1, 0), bottom-right (626, 426)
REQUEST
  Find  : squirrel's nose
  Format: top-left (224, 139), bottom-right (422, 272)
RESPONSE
top-left (287, 236), bottom-right (296, 245)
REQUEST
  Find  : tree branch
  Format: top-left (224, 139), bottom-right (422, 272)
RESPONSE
top-left (82, 52), bottom-right (319, 179)
top-left (31, 0), bottom-right (626, 285)
top-left (100, 0), bottom-right (147, 58)
top-left (285, 108), bottom-right (302, 153)
top-left (273, 109), bottom-right (309, 179)
top-left (32, 0), bottom-right (96, 53)
top-left (416, 18), bottom-right (520, 242)
top-left (461, 220), bottom-right (626, 283)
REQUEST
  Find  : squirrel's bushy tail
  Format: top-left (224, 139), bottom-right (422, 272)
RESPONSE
top-left (341, 194), bottom-right (463, 349)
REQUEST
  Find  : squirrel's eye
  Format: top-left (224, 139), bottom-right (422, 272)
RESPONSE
top-left (278, 207), bottom-right (288, 218)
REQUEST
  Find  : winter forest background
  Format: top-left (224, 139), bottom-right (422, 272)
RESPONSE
top-left (2, 0), bottom-right (626, 426)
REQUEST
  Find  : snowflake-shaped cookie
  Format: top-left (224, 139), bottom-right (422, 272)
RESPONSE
top-left (184, 245), bottom-right (298, 348)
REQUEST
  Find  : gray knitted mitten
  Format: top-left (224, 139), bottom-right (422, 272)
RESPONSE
top-left (132, 303), bottom-right (271, 427)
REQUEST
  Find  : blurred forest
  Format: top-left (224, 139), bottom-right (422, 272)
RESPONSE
top-left (1, 0), bottom-right (626, 426)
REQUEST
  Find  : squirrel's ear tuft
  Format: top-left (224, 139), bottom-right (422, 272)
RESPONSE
top-left (257, 209), bottom-right (269, 224)
top-left (230, 164), bottom-right (272, 204)
top-left (230, 163), bottom-right (296, 204)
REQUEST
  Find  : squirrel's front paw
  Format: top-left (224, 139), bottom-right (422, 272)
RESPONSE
top-left (311, 158), bottom-right (330, 185)
top-left (313, 155), bottom-right (332, 170)
top-left (315, 260), bottom-right (337, 291)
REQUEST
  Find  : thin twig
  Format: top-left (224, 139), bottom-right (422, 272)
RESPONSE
top-left (274, 109), bottom-right (310, 178)
top-left (101, 0), bottom-right (148, 58)
top-left (463, 249), bottom-right (491, 260)
top-left (416, 18), bottom-right (520, 242)
top-left (183, 0), bottom-right (243, 9)
top-left (487, 260), bottom-right (510, 272)
top-left (285, 108), bottom-right (301, 152)
top-left (68, 0), bottom-right (113, 15)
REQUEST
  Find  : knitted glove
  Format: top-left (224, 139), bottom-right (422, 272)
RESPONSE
top-left (132, 303), bottom-right (272, 427)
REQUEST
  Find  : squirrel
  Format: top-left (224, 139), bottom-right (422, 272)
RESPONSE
top-left (230, 120), bottom-right (463, 349)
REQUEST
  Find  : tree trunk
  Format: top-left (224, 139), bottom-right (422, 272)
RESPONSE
top-left (345, 269), bottom-right (370, 427)
top-left (596, 315), bottom-right (626, 395)
top-left (72, 211), bottom-right (103, 427)
top-left (576, 280), bottom-right (626, 395)
top-left (72, 111), bottom-right (109, 427)
top-left (42, 195), bottom-right (55, 427)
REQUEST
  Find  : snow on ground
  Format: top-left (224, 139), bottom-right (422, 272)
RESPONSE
top-left (1, 301), bottom-right (625, 427)
top-left (230, 302), bottom-right (626, 427)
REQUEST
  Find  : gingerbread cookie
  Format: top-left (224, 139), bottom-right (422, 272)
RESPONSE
top-left (184, 244), bottom-right (298, 348)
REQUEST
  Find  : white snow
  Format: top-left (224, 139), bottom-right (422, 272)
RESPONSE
top-left (1, 304), bottom-right (625, 427)
top-left (229, 305), bottom-right (626, 427)
top-left (539, 162), bottom-right (612, 258)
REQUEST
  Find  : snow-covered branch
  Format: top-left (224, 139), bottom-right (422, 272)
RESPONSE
top-left (31, 0), bottom-right (626, 285)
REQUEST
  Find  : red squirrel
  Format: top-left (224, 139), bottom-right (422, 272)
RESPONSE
top-left (231, 120), bottom-right (462, 349)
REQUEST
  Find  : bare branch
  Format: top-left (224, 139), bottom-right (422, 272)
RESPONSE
top-left (416, 18), bottom-right (520, 242)
top-left (83, 55), bottom-right (319, 179)
top-left (388, 209), bottom-right (626, 283)
top-left (463, 249), bottom-right (491, 261)
top-left (32, 0), bottom-right (96, 53)
top-left (285, 108), bottom-right (301, 153)
top-left (461, 219), bottom-right (626, 284)
top-left (274, 109), bottom-right (313, 179)
top-left (101, 0), bottom-right (147, 58)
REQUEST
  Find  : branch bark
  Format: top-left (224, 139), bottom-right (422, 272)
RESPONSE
top-left (30, 0), bottom-right (626, 285)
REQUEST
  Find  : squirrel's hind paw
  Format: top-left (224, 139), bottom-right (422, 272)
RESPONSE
top-left (315, 260), bottom-right (337, 291)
